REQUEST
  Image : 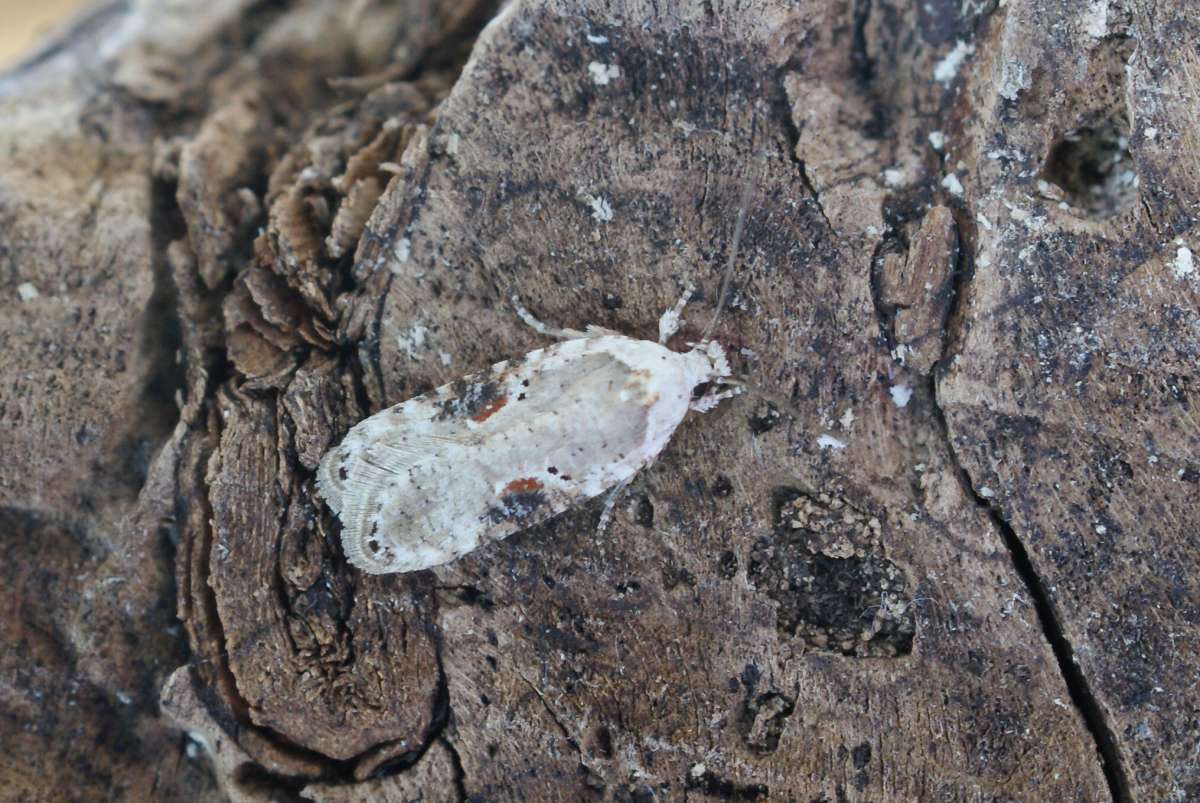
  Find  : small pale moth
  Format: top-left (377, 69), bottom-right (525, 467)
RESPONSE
top-left (318, 188), bottom-right (752, 575)
top-left (316, 292), bottom-right (740, 574)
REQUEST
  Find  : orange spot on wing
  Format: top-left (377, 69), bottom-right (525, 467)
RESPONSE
top-left (471, 394), bottom-right (508, 422)
top-left (503, 477), bottom-right (543, 494)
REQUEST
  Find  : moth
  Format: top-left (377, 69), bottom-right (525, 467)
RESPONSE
top-left (317, 193), bottom-right (752, 575)
top-left (316, 293), bottom-right (740, 574)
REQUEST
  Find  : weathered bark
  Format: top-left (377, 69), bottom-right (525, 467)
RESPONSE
top-left (1, 1), bottom-right (1195, 801)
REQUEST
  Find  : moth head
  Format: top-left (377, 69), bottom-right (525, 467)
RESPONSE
top-left (700, 339), bottom-right (731, 380)
top-left (684, 339), bottom-right (732, 383)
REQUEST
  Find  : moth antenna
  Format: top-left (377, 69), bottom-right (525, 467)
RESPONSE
top-left (698, 97), bottom-right (771, 344)
top-left (699, 179), bottom-right (753, 344)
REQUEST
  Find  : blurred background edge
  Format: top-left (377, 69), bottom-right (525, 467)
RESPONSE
top-left (0, 0), bottom-right (86, 69)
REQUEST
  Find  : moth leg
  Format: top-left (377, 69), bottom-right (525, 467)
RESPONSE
top-left (596, 476), bottom-right (633, 534)
top-left (690, 385), bottom-right (742, 413)
top-left (511, 295), bottom-right (589, 340)
top-left (585, 324), bottom-right (623, 337)
top-left (657, 284), bottom-right (694, 344)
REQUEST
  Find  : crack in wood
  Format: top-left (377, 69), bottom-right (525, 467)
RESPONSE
top-left (929, 177), bottom-right (1130, 800)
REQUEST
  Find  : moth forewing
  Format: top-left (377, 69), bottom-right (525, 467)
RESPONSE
top-left (316, 334), bottom-right (732, 574)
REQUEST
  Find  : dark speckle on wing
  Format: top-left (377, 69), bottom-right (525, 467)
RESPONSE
top-left (486, 490), bottom-right (547, 523)
top-left (437, 379), bottom-right (505, 421)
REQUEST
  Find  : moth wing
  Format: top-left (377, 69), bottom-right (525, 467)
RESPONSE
top-left (316, 399), bottom-right (471, 512)
top-left (374, 344), bottom-right (673, 568)
top-left (323, 443), bottom-right (454, 566)
top-left (316, 336), bottom-right (699, 575)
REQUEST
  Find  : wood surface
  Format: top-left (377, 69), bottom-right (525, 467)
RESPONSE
top-left (1, 0), bottom-right (1196, 800)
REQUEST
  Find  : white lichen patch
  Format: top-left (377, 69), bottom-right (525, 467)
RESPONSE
top-left (889, 384), bottom-right (913, 408)
top-left (586, 194), bottom-right (614, 222)
top-left (928, 130), bottom-right (945, 151)
top-left (1084, 0), bottom-right (1109, 38)
top-left (999, 60), bottom-right (1030, 101)
top-left (186, 731), bottom-right (212, 756)
top-left (1004, 201), bottom-right (1041, 230)
top-left (397, 323), bottom-right (429, 360)
top-left (817, 434), bottom-right (847, 451)
top-left (1172, 243), bottom-right (1194, 279)
top-left (587, 61), bottom-right (620, 85)
top-left (934, 40), bottom-right (975, 84)
top-left (941, 173), bottom-right (964, 196)
top-left (16, 282), bottom-right (39, 302)
top-left (585, 33), bottom-right (608, 44)
top-left (673, 119), bottom-right (697, 138)
top-left (882, 168), bottom-right (905, 188)
top-left (395, 237), bottom-right (411, 264)
top-left (1036, 179), bottom-right (1065, 202)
